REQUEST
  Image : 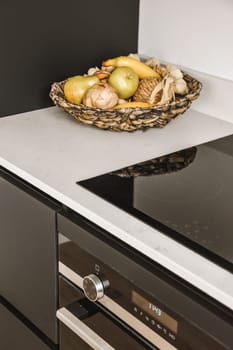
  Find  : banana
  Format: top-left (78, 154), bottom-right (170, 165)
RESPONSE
top-left (103, 56), bottom-right (160, 79)
top-left (113, 101), bottom-right (154, 109)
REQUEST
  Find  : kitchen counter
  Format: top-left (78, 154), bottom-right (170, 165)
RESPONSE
top-left (0, 106), bottom-right (233, 309)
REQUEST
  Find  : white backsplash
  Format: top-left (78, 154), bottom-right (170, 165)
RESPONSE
top-left (138, 0), bottom-right (233, 124)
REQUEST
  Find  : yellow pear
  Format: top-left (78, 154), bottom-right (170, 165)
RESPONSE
top-left (103, 56), bottom-right (160, 79)
top-left (64, 75), bottom-right (99, 104)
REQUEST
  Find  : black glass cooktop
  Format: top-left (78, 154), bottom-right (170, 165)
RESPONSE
top-left (78, 135), bottom-right (233, 271)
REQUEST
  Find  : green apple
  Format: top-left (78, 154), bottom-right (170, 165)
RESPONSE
top-left (64, 75), bottom-right (99, 104)
top-left (108, 67), bottom-right (139, 99)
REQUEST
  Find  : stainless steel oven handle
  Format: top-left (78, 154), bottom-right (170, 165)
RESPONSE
top-left (57, 307), bottom-right (115, 350)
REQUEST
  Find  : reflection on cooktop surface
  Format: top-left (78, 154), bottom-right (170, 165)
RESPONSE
top-left (79, 135), bottom-right (233, 270)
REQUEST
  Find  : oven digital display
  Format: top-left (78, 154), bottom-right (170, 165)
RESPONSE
top-left (132, 291), bottom-right (178, 334)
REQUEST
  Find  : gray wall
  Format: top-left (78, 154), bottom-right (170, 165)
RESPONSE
top-left (0, 0), bottom-right (139, 117)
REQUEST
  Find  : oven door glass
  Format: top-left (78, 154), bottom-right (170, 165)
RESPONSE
top-left (58, 277), bottom-right (156, 350)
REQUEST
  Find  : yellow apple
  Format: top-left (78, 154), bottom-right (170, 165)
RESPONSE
top-left (108, 67), bottom-right (139, 99)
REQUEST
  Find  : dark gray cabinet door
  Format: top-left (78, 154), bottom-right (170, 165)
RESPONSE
top-left (0, 303), bottom-right (51, 350)
top-left (0, 174), bottom-right (59, 343)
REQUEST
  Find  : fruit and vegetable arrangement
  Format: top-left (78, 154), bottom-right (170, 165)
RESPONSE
top-left (63, 54), bottom-right (190, 110)
top-left (50, 54), bottom-right (202, 131)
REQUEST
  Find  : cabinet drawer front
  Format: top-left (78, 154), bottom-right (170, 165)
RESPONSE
top-left (0, 174), bottom-right (58, 342)
top-left (0, 303), bottom-right (52, 350)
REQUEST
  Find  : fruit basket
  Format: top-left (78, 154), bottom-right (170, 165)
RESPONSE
top-left (111, 147), bottom-right (197, 177)
top-left (49, 55), bottom-right (202, 132)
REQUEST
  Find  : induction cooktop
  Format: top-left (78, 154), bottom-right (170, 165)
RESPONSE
top-left (78, 135), bottom-right (233, 271)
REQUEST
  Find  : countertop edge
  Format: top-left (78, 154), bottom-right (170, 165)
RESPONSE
top-left (1, 155), bottom-right (232, 310)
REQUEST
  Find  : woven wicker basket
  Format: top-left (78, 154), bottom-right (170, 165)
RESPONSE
top-left (111, 147), bottom-right (197, 177)
top-left (49, 72), bottom-right (202, 132)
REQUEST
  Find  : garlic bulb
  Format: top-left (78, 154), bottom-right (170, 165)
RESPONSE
top-left (87, 67), bottom-right (100, 76)
top-left (166, 65), bottom-right (188, 95)
top-left (83, 83), bottom-right (119, 109)
top-left (174, 78), bottom-right (188, 95)
top-left (166, 64), bottom-right (183, 80)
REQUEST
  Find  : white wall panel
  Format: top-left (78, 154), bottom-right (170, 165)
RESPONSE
top-left (139, 0), bottom-right (233, 80)
top-left (138, 0), bottom-right (233, 124)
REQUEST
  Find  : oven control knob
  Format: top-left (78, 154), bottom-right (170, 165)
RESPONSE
top-left (83, 274), bottom-right (108, 302)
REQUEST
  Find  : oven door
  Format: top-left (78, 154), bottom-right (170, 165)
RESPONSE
top-left (58, 277), bottom-right (156, 350)
top-left (57, 214), bottom-right (233, 350)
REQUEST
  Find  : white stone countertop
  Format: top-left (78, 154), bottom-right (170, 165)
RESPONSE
top-left (0, 106), bottom-right (233, 310)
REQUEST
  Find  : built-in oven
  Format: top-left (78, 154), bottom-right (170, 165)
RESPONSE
top-left (58, 276), bottom-right (154, 349)
top-left (57, 212), bottom-right (233, 350)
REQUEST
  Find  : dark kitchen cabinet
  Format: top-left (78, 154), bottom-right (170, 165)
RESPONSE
top-left (0, 168), bottom-right (60, 343)
top-left (0, 303), bottom-right (51, 350)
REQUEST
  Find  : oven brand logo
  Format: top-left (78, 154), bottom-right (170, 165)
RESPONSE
top-left (148, 303), bottom-right (162, 317)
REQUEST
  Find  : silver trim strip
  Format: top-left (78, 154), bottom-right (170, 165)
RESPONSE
top-left (59, 262), bottom-right (177, 350)
top-left (57, 307), bottom-right (115, 350)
